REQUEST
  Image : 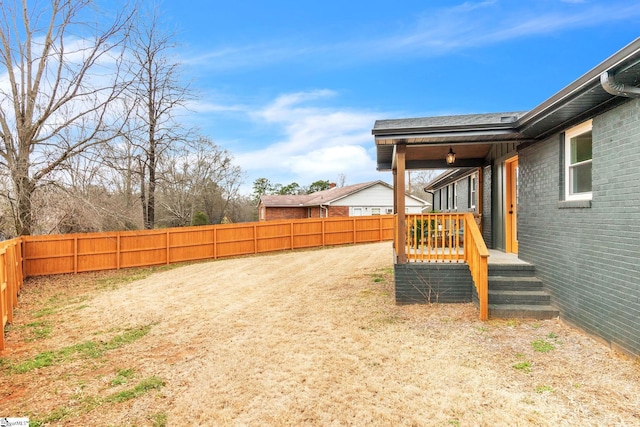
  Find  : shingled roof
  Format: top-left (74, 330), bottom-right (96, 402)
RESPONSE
top-left (260, 181), bottom-right (395, 207)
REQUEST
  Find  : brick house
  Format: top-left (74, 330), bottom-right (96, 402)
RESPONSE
top-left (258, 180), bottom-right (429, 221)
top-left (372, 38), bottom-right (640, 356)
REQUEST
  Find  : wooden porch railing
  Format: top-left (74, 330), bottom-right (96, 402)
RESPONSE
top-left (404, 213), bottom-right (465, 263)
top-left (462, 213), bottom-right (489, 320)
top-left (400, 213), bottom-right (489, 320)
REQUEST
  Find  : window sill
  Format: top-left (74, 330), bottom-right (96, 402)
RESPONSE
top-left (558, 200), bottom-right (592, 209)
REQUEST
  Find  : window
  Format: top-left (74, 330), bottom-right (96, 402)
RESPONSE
top-left (386, 208), bottom-right (393, 214)
top-left (371, 208), bottom-right (381, 215)
top-left (565, 120), bottom-right (593, 200)
top-left (469, 174), bottom-right (477, 209)
top-left (446, 183), bottom-right (455, 211)
top-left (453, 183), bottom-right (458, 210)
top-left (352, 207), bottom-right (362, 216)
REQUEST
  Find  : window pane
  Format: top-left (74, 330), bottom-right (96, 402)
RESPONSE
top-left (570, 131), bottom-right (592, 164)
top-left (571, 162), bottom-right (592, 193)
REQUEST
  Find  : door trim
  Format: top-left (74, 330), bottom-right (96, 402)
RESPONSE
top-left (505, 156), bottom-right (518, 253)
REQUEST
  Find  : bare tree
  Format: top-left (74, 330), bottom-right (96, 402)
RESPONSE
top-left (127, 5), bottom-right (192, 229)
top-left (0, 0), bottom-right (133, 235)
top-left (157, 137), bottom-right (243, 226)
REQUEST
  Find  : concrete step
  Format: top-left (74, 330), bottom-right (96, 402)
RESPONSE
top-left (489, 304), bottom-right (559, 319)
top-left (488, 264), bottom-right (536, 277)
top-left (489, 289), bottom-right (551, 305)
top-left (489, 276), bottom-right (544, 291)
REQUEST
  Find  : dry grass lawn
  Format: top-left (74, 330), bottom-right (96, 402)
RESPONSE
top-left (1, 242), bottom-right (639, 426)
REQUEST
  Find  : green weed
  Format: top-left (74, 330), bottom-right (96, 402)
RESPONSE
top-left (513, 361), bottom-right (532, 373)
top-left (150, 412), bottom-right (168, 427)
top-left (110, 368), bottom-right (135, 386)
top-left (106, 376), bottom-right (165, 403)
top-left (33, 307), bottom-right (56, 318)
top-left (10, 325), bottom-right (151, 374)
top-left (531, 339), bottom-right (555, 353)
top-left (535, 385), bottom-right (554, 393)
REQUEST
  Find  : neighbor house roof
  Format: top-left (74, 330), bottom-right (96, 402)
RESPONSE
top-left (260, 180), bottom-right (428, 207)
top-left (374, 37), bottom-right (640, 171)
top-left (424, 168), bottom-right (477, 191)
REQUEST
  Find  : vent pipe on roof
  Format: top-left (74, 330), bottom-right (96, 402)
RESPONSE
top-left (600, 70), bottom-right (640, 98)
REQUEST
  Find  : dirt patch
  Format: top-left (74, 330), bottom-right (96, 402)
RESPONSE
top-left (1, 242), bottom-right (639, 426)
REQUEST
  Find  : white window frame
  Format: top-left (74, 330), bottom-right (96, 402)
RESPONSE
top-left (469, 174), bottom-right (477, 209)
top-left (371, 207), bottom-right (381, 216)
top-left (453, 182), bottom-right (458, 210)
top-left (565, 120), bottom-right (593, 201)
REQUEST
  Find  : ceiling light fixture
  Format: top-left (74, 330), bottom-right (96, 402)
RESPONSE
top-left (446, 147), bottom-right (456, 165)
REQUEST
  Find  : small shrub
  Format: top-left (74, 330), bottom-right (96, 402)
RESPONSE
top-left (191, 211), bottom-right (209, 226)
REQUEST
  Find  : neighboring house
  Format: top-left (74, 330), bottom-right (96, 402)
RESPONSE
top-left (372, 38), bottom-right (640, 356)
top-left (258, 181), bottom-right (429, 221)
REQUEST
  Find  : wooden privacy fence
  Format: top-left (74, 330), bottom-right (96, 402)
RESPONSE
top-left (1, 216), bottom-right (393, 350)
top-left (0, 238), bottom-right (25, 351)
top-left (22, 216), bottom-right (394, 276)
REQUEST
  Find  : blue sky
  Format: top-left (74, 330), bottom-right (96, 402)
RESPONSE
top-left (157, 0), bottom-right (640, 194)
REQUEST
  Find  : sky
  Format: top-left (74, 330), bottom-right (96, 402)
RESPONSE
top-left (154, 0), bottom-right (640, 195)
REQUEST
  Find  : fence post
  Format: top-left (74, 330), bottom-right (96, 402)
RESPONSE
top-left (213, 227), bottom-right (217, 260)
top-left (116, 234), bottom-right (121, 270)
top-left (290, 221), bottom-right (294, 250)
top-left (166, 230), bottom-right (170, 265)
top-left (253, 223), bottom-right (258, 254)
top-left (0, 253), bottom-right (5, 351)
top-left (74, 236), bottom-right (78, 274)
top-left (353, 218), bottom-right (357, 244)
top-left (9, 245), bottom-right (17, 309)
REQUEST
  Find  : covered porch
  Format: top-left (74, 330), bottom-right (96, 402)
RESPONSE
top-left (373, 113), bottom-right (534, 320)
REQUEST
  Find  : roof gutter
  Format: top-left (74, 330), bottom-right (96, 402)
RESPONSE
top-left (600, 70), bottom-right (640, 98)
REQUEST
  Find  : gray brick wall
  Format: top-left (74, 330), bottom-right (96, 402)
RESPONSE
top-left (518, 98), bottom-right (640, 356)
top-left (394, 263), bottom-right (473, 304)
top-left (482, 165), bottom-right (493, 248)
top-left (456, 177), bottom-right (470, 211)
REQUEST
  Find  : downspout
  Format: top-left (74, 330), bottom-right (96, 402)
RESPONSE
top-left (600, 71), bottom-right (640, 98)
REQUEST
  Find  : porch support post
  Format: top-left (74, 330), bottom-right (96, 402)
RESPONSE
top-left (392, 168), bottom-right (398, 253)
top-left (396, 143), bottom-right (407, 264)
top-left (477, 167), bottom-right (483, 232)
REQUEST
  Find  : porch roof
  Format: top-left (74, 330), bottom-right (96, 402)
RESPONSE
top-left (373, 111), bottom-right (532, 171)
top-left (373, 37), bottom-right (640, 172)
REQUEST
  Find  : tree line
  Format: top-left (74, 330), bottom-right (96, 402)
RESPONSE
top-left (0, 1), bottom-right (252, 237)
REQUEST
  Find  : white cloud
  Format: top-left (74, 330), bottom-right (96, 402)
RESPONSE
top-left (234, 90), bottom-right (382, 187)
top-left (187, 2), bottom-right (640, 71)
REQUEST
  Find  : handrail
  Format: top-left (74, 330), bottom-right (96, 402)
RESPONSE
top-left (463, 213), bottom-right (490, 320)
